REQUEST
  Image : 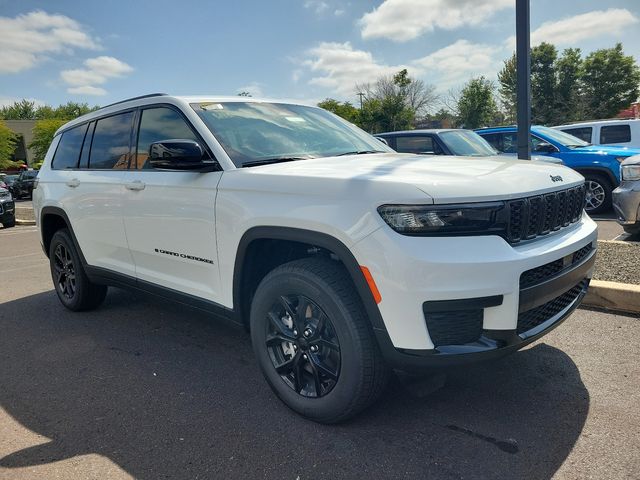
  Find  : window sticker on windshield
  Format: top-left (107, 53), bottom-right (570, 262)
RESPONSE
top-left (201, 103), bottom-right (224, 111)
top-left (285, 116), bottom-right (305, 122)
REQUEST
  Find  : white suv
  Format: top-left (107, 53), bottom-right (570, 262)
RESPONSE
top-left (34, 94), bottom-right (597, 423)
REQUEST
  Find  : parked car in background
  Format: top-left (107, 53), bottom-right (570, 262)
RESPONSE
top-left (0, 187), bottom-right (15, 228)
top-left (375, 129), bottom-right (562, 164)
top-left (553, 119), bottom-right (640, 148)
top-left (2, 174), bottom-right (19, 197)
top-left (613, 155), bottom-right (640, 236)
top-left (476, 125), bottom-right (640, 214)
top-left (12, 170), bottom-right (38, 199)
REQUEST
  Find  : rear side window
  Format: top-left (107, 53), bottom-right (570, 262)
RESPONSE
top-left (395, 136), bottom-right (437, 154)
top-left (600, 125), bottom-right (631, 144)
top-left (89, 111), bottom-right (134, 169)
top-left (563, 127), bottom-right (592, 143)
top-left (52, 123), bottom-right (88, 169)
top-left (480, 133), bottom-right (503, 152)
top-left (135, 107), bottom-right (200, 169)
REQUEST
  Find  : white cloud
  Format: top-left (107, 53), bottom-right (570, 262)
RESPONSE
top-left (303, 42), bottom-right (414, 96)
top-left (413, 39), bottom-right (502, 88)
top-left (0, 95), bottom-right (46, 108)
top-left (0, 10), bottom-right (100, 74)
top-left (67, 85), bottom-right (107, 96)
top-left (237, 82), bottom-right (265, 97)
top-left (334, 9), bottom-right (345, 17)
top-left (304, 0), bottom-right (329, 15)
top-left (359, 0), bottom-right (512, 42)
top-left (61, 56), bottom-right (133, 95)
top-left (529, 9), bottom-right (638, 46)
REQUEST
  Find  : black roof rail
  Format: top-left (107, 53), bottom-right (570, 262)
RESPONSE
top-left (99, 93), bottom-right (168, 110)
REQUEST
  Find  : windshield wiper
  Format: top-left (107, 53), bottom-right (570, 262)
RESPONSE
top-left (335, 150), bottom-right (386, 156)
top-left (241, 156), bottom-right (313, 168)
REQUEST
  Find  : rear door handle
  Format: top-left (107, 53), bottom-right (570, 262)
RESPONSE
top-left (125, 180), bottom-right (146, 191)
top-left (66, 178), bottom-right (80, 188)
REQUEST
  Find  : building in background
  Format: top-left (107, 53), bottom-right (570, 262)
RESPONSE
top-left (4, 120), bottom-right (36, 167)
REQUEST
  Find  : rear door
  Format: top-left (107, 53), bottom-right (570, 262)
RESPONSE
top-left (121, 105), bottom-right (223, 302)
top-left (59, 111), bottom-right (135, 275)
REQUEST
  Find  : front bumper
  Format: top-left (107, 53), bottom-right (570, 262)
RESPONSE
top-left (0, 200), bottom-right (15, 224)
top-left (352, 214), bottom-right (597, 370)
top-left (613, 181), bottom-right (640, 226)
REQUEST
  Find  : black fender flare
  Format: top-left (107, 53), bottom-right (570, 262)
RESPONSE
top-left (39, 206), bottom-right (87, 264)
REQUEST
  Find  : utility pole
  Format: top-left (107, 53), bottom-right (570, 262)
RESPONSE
top-left (516, 0), bottom-right (531, 160)
top-left (356, 92), bottom-right (365, 110)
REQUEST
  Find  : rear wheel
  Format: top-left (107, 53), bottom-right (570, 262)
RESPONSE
top-left (49, 229), bottom-right (107, 311)
top-left (583, 174), bottom-right (612, 215)
top-left (3, 218), bottom-right (15, 228)
top-left (623, 224), bottom-right (640, 236)
top-left (250, 258), bottom-right (389, 423)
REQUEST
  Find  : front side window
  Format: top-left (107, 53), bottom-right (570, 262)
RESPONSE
top-left (52, 123), bottom-right (88, 169)
top-left (89, 112), bottom-right (134, 169)
top-left (395, 136), bottom-right (438, 154)
top-left (135, 107), bottom-right (200, 169)
top-left (535, 126), bottom-right (589, 148)
top-left (438, 130), bottom-right (496, 156)
top-left (563, 127), bottom-right (592, 143)
top-left (192, 102), bottom-right (391, 167)
top-left (600, 125), bottom-right (631, 144)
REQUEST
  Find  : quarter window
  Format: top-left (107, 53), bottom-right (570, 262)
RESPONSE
top-left (52, 123), bottom-right (88, 169)
top-left (89, 112), bottom-right (134, 169)
top-left (563, 127), bottom-right (592, 143)
top-left (600, 125), bottom-right (631, 144)
top-left (135, 107), bottom-right (199, 169)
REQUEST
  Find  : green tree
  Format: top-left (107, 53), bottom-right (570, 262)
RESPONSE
top-left (0, 99), bottom-right (38, 120)
top-left (582, 43), bottom-right (640, 119)
top-left (531, 42), bottom-right (558, 124)
top-left (52, 102), bottom-right (98, 119)
top-left (317, 98), bottom-right (360, 123)
top-left (556, 48), bottom-right (584, 122)
top-left (0, 120), bottom-right (21, 170)
top-left (497, 54), bottom-right (517, 123)
top-left (29, 119), bottom-right (66, 164)
top-left (457, 76), bottom-right (499, 129)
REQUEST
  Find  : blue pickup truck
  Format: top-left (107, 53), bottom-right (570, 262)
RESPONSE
top-left (476, 125), bottom-right (640, 214)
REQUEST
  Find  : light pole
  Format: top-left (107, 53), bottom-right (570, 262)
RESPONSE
top-left (516, 0), bottom-right (531, 160)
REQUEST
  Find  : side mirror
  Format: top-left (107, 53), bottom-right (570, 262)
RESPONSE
top-left (376, 137), bottom-right (389, 146)
top-left (534, 142), bottom-right (557, 154)
top-left (148, 139), bottom-right (214, 170)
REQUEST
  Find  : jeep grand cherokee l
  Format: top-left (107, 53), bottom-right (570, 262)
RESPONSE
top-left (34, 94), bottom-right (597, 423)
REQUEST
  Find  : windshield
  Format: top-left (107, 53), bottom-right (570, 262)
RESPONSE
top-left (536, 126), bottom-right (589, 148)
top-left (439, 130), bottom-right (498, 156)
top-left (192, 102), bottom-right (391, 167)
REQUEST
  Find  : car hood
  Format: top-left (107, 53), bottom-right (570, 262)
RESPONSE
top-left (620, 154), bottom-right (640, 166)
top-left (572, 144), bottom-right (640, 156)
top-left (236, 153), bottom-right (584, 204)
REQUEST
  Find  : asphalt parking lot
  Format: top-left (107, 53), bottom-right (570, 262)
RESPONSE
top-left (1, 225), bottom-right (639, 480)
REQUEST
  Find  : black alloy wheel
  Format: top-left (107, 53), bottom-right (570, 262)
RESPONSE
top-left (266, 294), bottom-right (341, 398)
top-left (53, 243), bottom-right (76, 300)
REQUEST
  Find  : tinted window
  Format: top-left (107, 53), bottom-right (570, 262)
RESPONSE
top-left (135, 107), bottom-right (199, 169)
top-left (480, 133), bottom-right (502, 151)
top-left (563, 127), bottom-right (592, 143)
top-left (89, 112), bottom-right (134, 169)
top-left (52, 124), bottom-right (88, 169)
top-left (439, 130), bottom-right (496, 156)
top-left (395, 136), bottom-right (438, 154)
top-left (600, 125), bottom-right (631, 144)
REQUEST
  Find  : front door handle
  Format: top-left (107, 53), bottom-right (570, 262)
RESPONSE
top-left (66, 178), bottom-right (80, 188)
top-left (125, 180), bottom-right (146, 191)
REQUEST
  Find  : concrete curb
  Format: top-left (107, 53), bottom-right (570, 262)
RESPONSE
top-left (15, 219), bottom-right (35, 226)
top-left (584, 280), bottom-right (640, 314)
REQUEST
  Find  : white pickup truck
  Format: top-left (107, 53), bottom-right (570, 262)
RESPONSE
top-left (34, 94), bottom-right (597, 423)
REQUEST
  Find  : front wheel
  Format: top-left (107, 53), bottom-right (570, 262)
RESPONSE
top-left (250, 258), bottom-right (389, 423)
top-left (49, 229), bottom-right (108, 311)
top-left (583, 174), bottom-right (612, 215)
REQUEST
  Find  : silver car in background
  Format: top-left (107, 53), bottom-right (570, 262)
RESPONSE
top-left (613, 155), bottom-right (640, 236)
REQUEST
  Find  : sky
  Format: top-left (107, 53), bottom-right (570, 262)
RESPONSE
top-left (0, 0), bottom-right (639, 109)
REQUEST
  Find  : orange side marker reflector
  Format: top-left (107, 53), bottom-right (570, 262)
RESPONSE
top-left (360, 266), bottom-right (382, 304)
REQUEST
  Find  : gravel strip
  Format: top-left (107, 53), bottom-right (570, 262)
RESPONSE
top-left (593, 240), bottom-right (640, 285)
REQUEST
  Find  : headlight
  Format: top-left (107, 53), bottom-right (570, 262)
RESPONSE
top-left (378, 202), bottom-right (507, 236)
top-left (616, 156), bottom-right (629, 163)
top-left (622, 164), bottom-right (640, 181)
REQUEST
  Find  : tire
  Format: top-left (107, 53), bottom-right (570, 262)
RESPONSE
top-left (250, 257), bottom-right (389, 423)
top-left (3, 218), bottom-right (15, 228)
top-left (623, 224), bottom-right (640, 236)
top-left (583, 174), bottom-right (612, 215)
top-left (49, 228), bottom-right (108, 311)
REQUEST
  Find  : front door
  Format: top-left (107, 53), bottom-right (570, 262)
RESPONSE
top-left (121, 105), bottom-right (223, 302)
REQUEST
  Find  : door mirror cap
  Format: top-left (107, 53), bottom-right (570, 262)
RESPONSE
top-left (148, 139), bottom-right (215, 170)
top-left (376, 136), bottom-right (389, 146)
top-left (534, 142), bottom-right (558, 154)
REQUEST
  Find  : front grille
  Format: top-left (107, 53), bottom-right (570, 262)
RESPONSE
top-left (520, 243), bottom-right (593, 289)
top-left (517, 280), bottom-right (587, 334)
top-left (425, 310), bottom-right (483, 347)
top-left (507, 185), bottom-right (586, 244)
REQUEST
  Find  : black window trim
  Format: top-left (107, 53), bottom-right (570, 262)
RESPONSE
top-left (131, 102), bottom-right (220, 171)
